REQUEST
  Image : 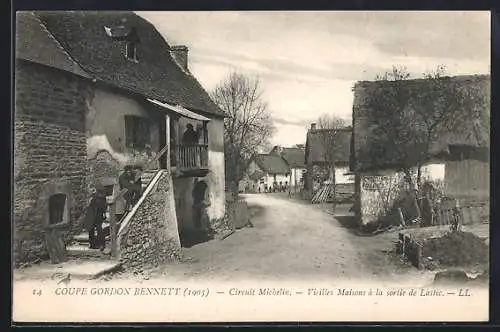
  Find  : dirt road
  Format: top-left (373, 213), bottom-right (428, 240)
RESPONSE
top-left (152, 194), bottom-right (431, 283)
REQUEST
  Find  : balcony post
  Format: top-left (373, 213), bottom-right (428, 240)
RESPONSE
top-left (203, 121), bottom-right (208, 145)
top-left (165, 114), bottom-right (171, 170)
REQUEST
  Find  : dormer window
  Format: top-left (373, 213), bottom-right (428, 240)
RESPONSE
top-left (104, 25), bottom-right (140, 62)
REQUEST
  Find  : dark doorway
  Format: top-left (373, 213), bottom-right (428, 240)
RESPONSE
top-left (192, 180), bottom-right (208, 228)
top-left (179, 179), bottom-right (211, 248)
top-left (49, 194), bottom-right (66, 225)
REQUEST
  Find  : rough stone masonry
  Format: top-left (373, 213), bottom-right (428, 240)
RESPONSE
top-left (118, 170), bottom-right (183, 271)
top-left (14, 61), bottom-right (89, 265)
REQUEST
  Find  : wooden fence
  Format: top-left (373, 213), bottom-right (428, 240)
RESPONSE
top-left (174, 144), bottom-right (209, 169)
top-left (417, 196), bottom-right (488, 228)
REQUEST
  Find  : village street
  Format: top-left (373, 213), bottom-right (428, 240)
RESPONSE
top-left (149, 194), bottom-right (434, 284)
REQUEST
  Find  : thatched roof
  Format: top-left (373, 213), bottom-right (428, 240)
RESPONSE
top-left (255, 154), bottom-right (290, 175)
top-left (270, 146), bottom-right (306, 168)
top-left (281, 147), bottom-right (306, 168)
top-left (248, 169), bottom-right (266, 181)
top-left (16, 11), bottom-right (224, 118)
top-left (352, 74), bottom-right (490, 171)
top-left (305, 127), bottom-right (352, 165)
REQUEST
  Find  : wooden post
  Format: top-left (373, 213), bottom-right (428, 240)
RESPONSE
top-left (416, 242), bottom-right (424, 270)
top-left (398, 207), bottom-right (406, 227)
top-left (109, 202), bottom-right (118, 258)
top-left (165, 114), bottom-right (171, 170)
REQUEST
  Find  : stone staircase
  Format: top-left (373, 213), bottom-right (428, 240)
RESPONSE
top-left (67, 169), bottom-right (160, 259)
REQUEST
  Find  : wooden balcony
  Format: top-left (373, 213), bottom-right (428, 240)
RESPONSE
top-left (171, 144), bottom-right (209, 176)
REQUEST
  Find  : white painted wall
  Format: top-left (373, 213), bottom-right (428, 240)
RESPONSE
top-left (289, 168), bottom-right (306, 187)
top-left (336, 166), bottom-right (355, 184)
top-left (86, 87), bottom-right (161, 168)
top-left (205, 150), bottom-right (225, 219)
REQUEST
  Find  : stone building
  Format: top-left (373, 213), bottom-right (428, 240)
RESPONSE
top-left (351, 74), bottom-right (490, 226)
top-left (304, 124), bottom-right (354, 200)
top-left (14, 11), bottom-right (227, 266)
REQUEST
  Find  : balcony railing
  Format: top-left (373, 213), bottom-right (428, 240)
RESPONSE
top-left (172, 144), bottom-right (209, 169)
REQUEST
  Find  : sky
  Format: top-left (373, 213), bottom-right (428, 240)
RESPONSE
top-left (137, 11), bottom-right (490, 147)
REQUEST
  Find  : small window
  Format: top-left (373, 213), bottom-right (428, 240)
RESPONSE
top-left (126, 41), bottom-right (137, 62)
top-left (104, 185), bottom-right (114, 197)
top-left (125, 115), bottom-right (151, 150)
top-left (49, 194), bottom-right (67, 225)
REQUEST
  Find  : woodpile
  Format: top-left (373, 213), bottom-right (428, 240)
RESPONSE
top-left (311, 184), bottom-right (334, 204)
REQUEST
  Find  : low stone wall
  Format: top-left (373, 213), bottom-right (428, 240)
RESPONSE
top-left (118, 170), bottom-right (182, 271)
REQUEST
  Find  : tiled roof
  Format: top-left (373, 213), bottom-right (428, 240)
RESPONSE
top-left (17, 11), bottom-right (224, 118)
top-left (15, 12), bottom-right (90, 78)
top-left (255, 154), bottom-right (290, 175)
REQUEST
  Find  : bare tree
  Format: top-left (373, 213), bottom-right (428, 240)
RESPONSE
top-left (315, 114), bottom-right (347, 212)
top-left (211, 72), bottom-right (275, 198)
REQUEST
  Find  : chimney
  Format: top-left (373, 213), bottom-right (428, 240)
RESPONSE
top-left (310, 123), bottom-right (317, 130)
top-left (170, 45), bottom-right (189, 71)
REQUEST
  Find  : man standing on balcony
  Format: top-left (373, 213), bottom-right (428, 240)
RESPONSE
top-left (182, 123), bottom-right (200, 167)
top-left (182, 123), bottom-right (199, 145)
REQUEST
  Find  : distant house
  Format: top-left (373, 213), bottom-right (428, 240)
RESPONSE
top-left (241, 154), bottom-right (291, 192)
top-left (270, 145), bottom-right (306, 192)
top-left (351, 74), bottom-right (490, 226)
top-left (14, 11), bottom-right (227, 265)
top-left (304, 123), bottom-right (354, 199)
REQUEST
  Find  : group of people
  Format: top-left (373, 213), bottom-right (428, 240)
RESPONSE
top-left (259, 181), bottom-right (289, 193)
top-left (84, 165), bottom-right (143, 250)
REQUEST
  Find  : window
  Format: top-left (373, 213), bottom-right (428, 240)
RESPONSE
top-left (104, 185), bottom-right (114, 197)
top-left (49, 194), bottom-right (67, 225)
top-left (126, 41), bottom-right (138, 62)
top-left (125, 115), bottom-right (151, 150)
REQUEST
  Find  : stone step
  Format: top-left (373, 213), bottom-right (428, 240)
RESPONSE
top-left (73, 222), bottom-right (110, 243)
top-left (15, 260), bottom-right (121, 280)
top-left (66, 243), bottom-right (114, 260)
top-left (141, 170), bottom-right (158, 189)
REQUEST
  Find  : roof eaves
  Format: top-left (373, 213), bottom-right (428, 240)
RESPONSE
top-left (32, 12), bottom-right (93, 79)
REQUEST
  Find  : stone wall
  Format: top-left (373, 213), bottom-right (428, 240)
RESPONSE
top-left (358, 163), bottom-right (447, 225)
top-left (118, 170), bottom-right (182, 271)
top-left (14, 61), bottom-right (88, 265)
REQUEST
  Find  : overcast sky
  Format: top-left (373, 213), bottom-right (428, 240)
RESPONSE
top-left (138, 11), bottom-right (490, 147)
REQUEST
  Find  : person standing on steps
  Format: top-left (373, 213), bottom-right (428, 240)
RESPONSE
top-left (130, 164), bottom-right (143, 206)
top-left (116, 165), bottom-right (135, 221)
top-left (85, 185), bottom-right (107, 250)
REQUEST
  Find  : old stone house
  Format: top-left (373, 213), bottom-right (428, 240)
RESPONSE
top-left (14, 11), bottom-right (227, 266)
top-left (269, 145), bottom-right (306, 193)
top-left (240, 154), bottom-right (291, 193)
top-left (351, 74), bottom-right (490, 226)
top-left (304, 124), bottom-right (354, 199)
